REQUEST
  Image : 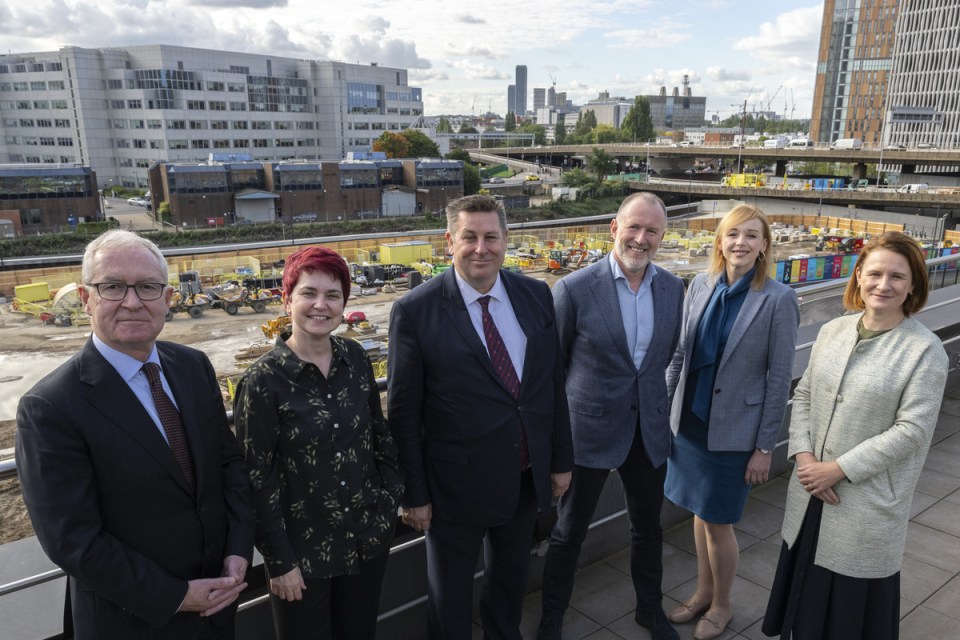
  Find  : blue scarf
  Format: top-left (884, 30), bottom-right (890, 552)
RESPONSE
top-left (688, 268), bottom-right (755, 422)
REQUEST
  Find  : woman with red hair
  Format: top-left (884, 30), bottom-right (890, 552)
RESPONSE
top-left (235, 246), bottom-right (403, 640)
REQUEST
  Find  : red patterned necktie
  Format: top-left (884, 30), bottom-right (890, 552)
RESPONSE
top-left (142, 362), bottom-right (195, 491)
top-left (478, 295), bottom-right (530, 469)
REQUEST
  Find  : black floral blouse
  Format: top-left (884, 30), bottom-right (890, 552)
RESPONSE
top-left (234, 333), bottom-right (403, 579)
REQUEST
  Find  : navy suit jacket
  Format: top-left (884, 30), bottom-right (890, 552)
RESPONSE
top-left (553, 256), bottom-right (685, 469)
top-left (16, 339), bottom-right (254, 639)
top-left (387, 268), bottom-right (574, 526)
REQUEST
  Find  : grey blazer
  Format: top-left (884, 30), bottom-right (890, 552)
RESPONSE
top-left (553, 256), bottom-right (684, 470)
top-left (666, 272), bottom-right (799, 452)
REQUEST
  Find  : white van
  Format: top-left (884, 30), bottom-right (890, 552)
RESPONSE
top-left (896, 183), bottom-right (929, 193)
top-left (763, 137), bottom-right (787, 149)
top-left (831, 138), bottom-right (863, 150)
top-left (788, 138), bottom-right (814, 149)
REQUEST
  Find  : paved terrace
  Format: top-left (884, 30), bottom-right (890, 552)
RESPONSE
top-left (492, 382), bottom-right (960, 640)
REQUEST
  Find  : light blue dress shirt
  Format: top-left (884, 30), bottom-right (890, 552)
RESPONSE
top-left (454, 269), bottom-right (527, 381)
top-left (91, 334), bottom-right (178, 443)
top-left (609, 254), bottom-right (657, 371)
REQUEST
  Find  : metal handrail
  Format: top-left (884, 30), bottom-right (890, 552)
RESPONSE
top-left (1, 257), bottom-right (958, 600)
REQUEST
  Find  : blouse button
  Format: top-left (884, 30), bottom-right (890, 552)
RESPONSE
top-left (334, 423), bottom-right (339, 429)
top-left (327, 393), bottom-right (332, 399)
top-left (335, 452), bottom-right (342, 459)
top-left (837, 395), bottom-right (843, 402)
top-left (344, 507), bottom-right (350, 512)
top-left (340, 481), bottom-right (346, 486)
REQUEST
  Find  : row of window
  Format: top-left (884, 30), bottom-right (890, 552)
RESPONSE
top-left (4, 136), bottom-right (74, 146)
top-left (3, 154), bottom-right (77, 167)
top-left (1, 99), bottom-right (69, 110)
top-left (0, 80), bottom-right (66, 91)
top-left (160, 138), bottom-right (319, 150)
top-left (0, 62), bottom-right (63, 73)
top-left (3, 118), bottom-right (71, 128)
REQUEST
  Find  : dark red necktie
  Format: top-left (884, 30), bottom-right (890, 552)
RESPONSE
top-left (142, 362), bottom-right (195, 491)
top-left (478, 296), bottom-right (530, 469)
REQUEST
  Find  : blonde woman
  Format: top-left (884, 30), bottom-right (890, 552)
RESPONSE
top-left (665, 205), bottom-right (799, 640)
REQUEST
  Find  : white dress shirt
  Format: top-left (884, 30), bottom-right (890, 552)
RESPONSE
top-left (454, 270), bottom-right (527, 381)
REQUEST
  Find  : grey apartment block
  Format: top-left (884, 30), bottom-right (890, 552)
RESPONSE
top-left (0, 45), bottom-right (423, 188)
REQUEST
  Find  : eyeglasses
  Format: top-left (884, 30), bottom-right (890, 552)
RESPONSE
top-left (87, 282), bottom-right (167, 301)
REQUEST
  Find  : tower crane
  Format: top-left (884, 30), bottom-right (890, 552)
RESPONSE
top-left (766, 85), bottom-right (783, 113)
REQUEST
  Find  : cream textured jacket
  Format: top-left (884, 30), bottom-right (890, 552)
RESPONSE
top-left (782, 313), bottom-right (948, 579)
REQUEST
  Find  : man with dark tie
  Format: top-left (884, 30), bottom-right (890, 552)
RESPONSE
top-left (16, 229), bottom-right (254, 640)
top-left (388, 194), bottom-right (574, 639)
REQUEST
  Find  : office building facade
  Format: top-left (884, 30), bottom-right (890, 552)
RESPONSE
top-left (645, 77), bottom-right (706, 130)
top-left (0, 45), bottom-right (423, 188)
top-left (507, 85), bottom-right (516, 116)
top-left (533, 88), bottom-right (546, 111)
top-left (811, 0), bottom-right (960, 149)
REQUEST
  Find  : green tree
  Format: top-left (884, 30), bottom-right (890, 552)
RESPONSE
top-left (518, 124), bottom-right (546, 146)
top-left (372, 131), bottom-right (412, 158)
top-left (445, 148), bottom-right (472, 163)
top-left (560, 168), bottom-right (594, 188)
top-left (592, 124), bottom-right (619, 144)
top-left (459, 123), bottom-right (479, 134)
top-left (400, 128), bottom-right (440, 157)
top-left (504, 111), bottom-right (516, 132)
top-left (462, 163), bottom-right (481, 195)
top-left (554, 114), bottom-right (566, 145)
top-left (575, 110), bottom-right (597, 137)
top-left (435, 116), bottom-right (453, 133)
top-left (157, 201), bottom-right (172, 226)
top-left (621, 95), bottom-right (654, 143)
top-left (586, 147), bottom-right (617, 184)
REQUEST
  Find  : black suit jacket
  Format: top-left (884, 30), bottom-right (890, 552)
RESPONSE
top-left (387, 268), bottom-right (573, 526)
top-left (15, 339), bottom-right (254, 639)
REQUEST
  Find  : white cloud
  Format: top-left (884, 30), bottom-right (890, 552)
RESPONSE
top-left (734, 5), bottom-right (823, 56)
top-left (605, 27), bottom-right (691, 49)
top-left (450, 60), bottom-right (509, 80)
top-left (706, 67), bottom-right (751, 82)
top-left (455, 14), bottom-right (486, 25)
top-left (445, 44), bottom-right (500, 59)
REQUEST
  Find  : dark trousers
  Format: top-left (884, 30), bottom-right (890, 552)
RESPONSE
top-left (269, 545), bottom-right (391, 640)
top-left (541, 427), bottom-right (667, 624)
top-left (425, 470), bottom-right (538, 640)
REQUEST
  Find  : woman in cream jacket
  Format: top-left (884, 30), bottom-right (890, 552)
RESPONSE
top-left (763, 232), bottom-right (948, 640)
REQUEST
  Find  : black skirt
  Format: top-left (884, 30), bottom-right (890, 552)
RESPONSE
top-left (762, 498), bottom-right (901, 640)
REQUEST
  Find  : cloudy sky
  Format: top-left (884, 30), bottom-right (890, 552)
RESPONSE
top-left (3, 0), bottom-right (824, 119)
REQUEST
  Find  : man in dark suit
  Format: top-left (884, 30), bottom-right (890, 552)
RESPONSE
top-left (16, 230), bottom-right (254, 640)
top-left (538, 192), bottom-right (684, 640)
top-left (388, 194), bottom-right (574, 639)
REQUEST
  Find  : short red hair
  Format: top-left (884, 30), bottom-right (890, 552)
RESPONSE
top-left (282, 246), bottom-right (351, 302)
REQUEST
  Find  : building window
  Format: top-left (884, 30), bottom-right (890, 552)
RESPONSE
top-left (213, 139), bottom-right (230, 148)
top-left (274, 121), bottom-right (290, 130)
top-left (55, 118), bottom-right (70, 127)
top-left (130, 119), bottom-right (145, 129)
top-left (147, 119), bottom-right (162, 129)
top-left (232, 120), bottom-right (248, 129)
top-left (187, 100), bottom-right (206, 110)
top-left (191, 139), bottom-right (210, 149)
top-left (207, 81), bottom-right (225, 91)
top-left (112, 119), bottom-right (126, 128)
top-left (136, 159), bottom-right (150, 168)
top-left (108, 79), bottom-right (123, 89)
top-left (51, 100), bottom-right (68, 109)
top-left (170, 139), bottom-right (188, 149)
top-left (209, 101), bottom-right (227, 111)
top-left (228, 82), bottom-right (245, 92)
top-left (253, 139), bottom-right (269, 148)
top-left (252, 121), bottom-right (271, 130)
top-left (150, 140), bottom-right (164, 149)
top-left (19, 118), bottom-right (34, 127)
top-left (167, 120), bottom-right (186, 129)
top-left (211, 120), bottom-right (229, 130)
top-left (16, 101), bottom-right (31, 109)
top-left (111, 100), bottom-right (125, 109)
top-left (275, 138), bottom-right (294, 147)
top-left (190, 120), bottom-right (207, 129)
top-left (229, 101), bottom-right (246, 111)
top-left (30, 81), bottom-right (46, 91)
top-left (35, 119), bottom-right (52, 127)
top-left (39, 137), bottom-right (55, 146)
top-left (133, 139), bottom-right (147, 149)
top-left (128, 99), bottom-right (143, 109)
top-left (233, 139), bottom-right (250, 148)
top-left (115, 139), bottom-right (130, 148)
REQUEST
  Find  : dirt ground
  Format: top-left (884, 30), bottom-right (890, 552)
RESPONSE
top-left (0, 241), bottom-right (815, 545)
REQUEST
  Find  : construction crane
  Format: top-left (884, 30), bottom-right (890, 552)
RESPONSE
top-left (549, 73), bottom-right (557, 88)
top-left (766, 85), bottom-right (783, 113)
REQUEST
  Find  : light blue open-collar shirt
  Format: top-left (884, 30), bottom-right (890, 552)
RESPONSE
top-left (609, 254), bottom-right (657, 371)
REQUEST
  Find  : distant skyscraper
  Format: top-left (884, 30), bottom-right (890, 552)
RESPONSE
top-left (515, 65), bottom-right (528, 115)
top-left (547, 86), bottom-right (556, 108)
top-left (507, 84), bottom-right (516, 115)
top-left (533, 88), bottom-right (546, 111)
top-left (555, 92), bottom-right (568, 110)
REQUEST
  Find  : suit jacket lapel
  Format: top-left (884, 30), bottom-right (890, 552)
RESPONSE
top-left (591, 259), bottom-right (636, 370)
top-left (719, 287), bottom-right (766, 369)
top-left (78, 341), bottom-right (194, 495)
top-left (501, 271), bottom-right (538, 393)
